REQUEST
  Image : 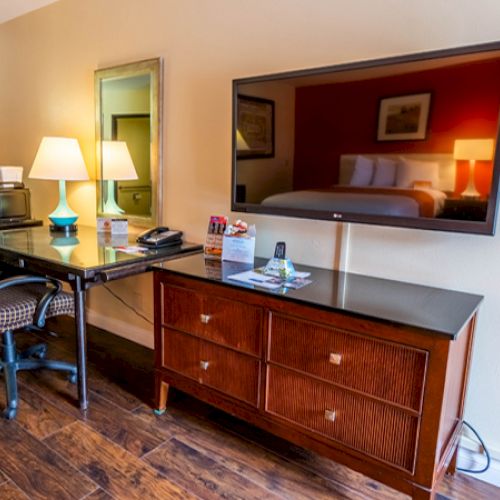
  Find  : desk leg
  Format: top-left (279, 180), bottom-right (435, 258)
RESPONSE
top-left (73, 276), bottom-right (88, 411)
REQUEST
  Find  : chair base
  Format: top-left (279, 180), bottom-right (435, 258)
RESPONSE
top-left (0, 330), bottom-right (77, 419)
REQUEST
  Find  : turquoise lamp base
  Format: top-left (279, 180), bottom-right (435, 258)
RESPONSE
top-left (102, 180), bottom-right (125, 214)
top-left (49, 223), bottom-right (78, 235)
top-left (49, 180), bottom-right (79, 234)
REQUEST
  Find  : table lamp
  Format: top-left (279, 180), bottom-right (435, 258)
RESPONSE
top-left (453, 139), bottom-right (494, 198)
top-left (101, 140), bottom-right (138, 214)
top-left (29, 137), bottom-right (89, 233)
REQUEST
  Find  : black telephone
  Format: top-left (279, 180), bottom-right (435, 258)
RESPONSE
top-left (136, 226), bottom-right (183, 248)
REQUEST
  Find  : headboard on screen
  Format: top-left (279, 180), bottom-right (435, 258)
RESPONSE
top-left (338, 154), bottom-right (456, 192)
top-left (232, 41), bottom-right (500, 235)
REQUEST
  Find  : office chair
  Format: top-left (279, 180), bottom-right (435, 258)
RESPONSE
top-left (0, 275), bottom-right (77, 419)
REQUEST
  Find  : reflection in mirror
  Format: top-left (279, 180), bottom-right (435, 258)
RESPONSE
top-left (232, 45), bottom-right (500, 234)
top-left (95, 59), bottom-right (162, 227)
top-left (50, 235), bottom-right (79, 263)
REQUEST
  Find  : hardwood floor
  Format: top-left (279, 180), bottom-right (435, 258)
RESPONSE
top-left (0, 316), bottom-right (497, 499)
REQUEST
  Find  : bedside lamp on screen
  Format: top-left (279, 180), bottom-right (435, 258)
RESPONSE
top-left (453, 139), bottom-right (494, 198)
top-left (29, 137), bottom-right (89, 234)
top-left (101, 141), bottom-right (138, 215)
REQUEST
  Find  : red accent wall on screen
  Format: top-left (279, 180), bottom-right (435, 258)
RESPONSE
top-left (293, 59), bottom-right (500, 194)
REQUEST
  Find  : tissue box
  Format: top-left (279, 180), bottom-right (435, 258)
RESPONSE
top-left (0, 166), bottom-right (23, 183)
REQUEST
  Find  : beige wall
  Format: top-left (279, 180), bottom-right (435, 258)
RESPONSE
top-left (1, 0), bottom-right (500, 463)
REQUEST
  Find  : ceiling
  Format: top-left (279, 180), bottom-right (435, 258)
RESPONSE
top-left (0, 0), bottom-right (59, 24)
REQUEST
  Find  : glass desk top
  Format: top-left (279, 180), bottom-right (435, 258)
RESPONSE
top-left (0, 225), bottom-right (203, 279)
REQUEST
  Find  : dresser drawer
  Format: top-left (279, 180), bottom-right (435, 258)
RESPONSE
top-left (163, 285), bottom-right (205, 337)
top-left (200, 341), bottom-right (260, 406)
top-left (268, 313), bottom-right (427, 412)
top-left (163, 329), bottom-right (200, 381)
top-left (163, 329), bottom-right (260, 406)
top-left (163, 284), bottom-right (262, 355)
top-left (266, 366), bottom-right (419, 472)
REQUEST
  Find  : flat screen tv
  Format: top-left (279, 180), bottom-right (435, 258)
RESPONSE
top-left (232, 41), bottom-right (500, 235)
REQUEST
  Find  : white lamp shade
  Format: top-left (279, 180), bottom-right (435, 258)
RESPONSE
top-left (453, 139), bottom-right (495, 161)
top-left (102, 141), bottom-right (138, 180)
top-left (29, 137), bottom-right (89, 181)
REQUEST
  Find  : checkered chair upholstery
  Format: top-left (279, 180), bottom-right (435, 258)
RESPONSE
top-left (0, 275), bottom-right (77, 419)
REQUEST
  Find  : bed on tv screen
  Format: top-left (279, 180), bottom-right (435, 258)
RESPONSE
top-left (232, 42), bottom-right (500, 235)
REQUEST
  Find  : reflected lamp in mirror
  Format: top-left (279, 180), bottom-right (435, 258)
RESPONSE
top-left (236, 129), bottom-right (250, 152)
top-left (29, 137), bottom-right (89, 233)
top-left (95, 58), bottom-right (162, 227)
top-left (453, 139), bottom-right (494, 198)
top-left (102, 141), bottom-right (138, 214)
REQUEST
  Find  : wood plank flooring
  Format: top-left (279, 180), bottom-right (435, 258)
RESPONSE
top-left (0, 316), bottom-right (497, 499)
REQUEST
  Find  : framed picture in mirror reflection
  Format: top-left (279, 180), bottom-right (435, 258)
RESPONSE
top-left (237, 95), bottom-right (274, 159)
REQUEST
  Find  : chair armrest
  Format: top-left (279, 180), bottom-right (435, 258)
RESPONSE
top-left (0, 275), bottom-right (62, 328)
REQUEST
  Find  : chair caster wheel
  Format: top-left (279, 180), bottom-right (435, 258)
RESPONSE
top-left (34, 346), bottom-right (47, 359)
top-left (68, 373), bottom-right (77, 384)
top-left (3, 407), bottom-right (17, 420)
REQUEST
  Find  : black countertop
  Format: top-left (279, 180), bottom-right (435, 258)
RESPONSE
top-left (154, 253), bottom-right (483, 339)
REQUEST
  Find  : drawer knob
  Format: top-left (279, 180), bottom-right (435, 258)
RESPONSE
top-left (200, 314), bottom-right (211, 324)
top-left (324, 409), bottom-right (336, 422)
top-left (200, 360), bottom-right (210, 371)
top-left (329, 353), bottom-right (342, 365)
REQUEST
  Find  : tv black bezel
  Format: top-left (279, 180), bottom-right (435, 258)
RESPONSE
top-left (231, 41), bottom-right (500, 235)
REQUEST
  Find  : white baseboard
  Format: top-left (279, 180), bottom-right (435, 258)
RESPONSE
top-left (458, 438), bottom-right (500, 488)
top-left (86, 309), bottom-right (154, 349)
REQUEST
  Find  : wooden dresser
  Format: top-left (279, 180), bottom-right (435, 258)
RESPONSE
top-left (153, 254), bottom-right (482, 499)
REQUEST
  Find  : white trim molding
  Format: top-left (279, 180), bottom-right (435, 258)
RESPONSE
top-left (458, 438), bottom-right (500, 488)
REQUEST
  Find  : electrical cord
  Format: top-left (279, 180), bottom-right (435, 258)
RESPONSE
top-left (102, 283), bottom-right (153, 326)
top-left (457, 420), bottom-right (491, 474)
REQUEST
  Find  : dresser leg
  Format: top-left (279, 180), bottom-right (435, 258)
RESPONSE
top-left (411, 485), bottom-right (436, 499)
top-left (446, 446), bottom-right (459, 476)
top-left (154, 378), bottom-right (169, 415)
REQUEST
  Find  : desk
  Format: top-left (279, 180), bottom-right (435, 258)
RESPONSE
top-left (0, 225), bottom-right (203, 410)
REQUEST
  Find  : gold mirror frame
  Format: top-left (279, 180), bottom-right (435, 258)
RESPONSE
top-left (95, 58), bottom-right (163, 227)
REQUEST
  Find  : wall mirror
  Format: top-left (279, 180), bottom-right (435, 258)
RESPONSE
top-left (95, 58), bottom-right (162, 227)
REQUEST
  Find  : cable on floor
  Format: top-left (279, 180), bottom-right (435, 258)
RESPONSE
top-left (457, 420), bottom-right (491, 474)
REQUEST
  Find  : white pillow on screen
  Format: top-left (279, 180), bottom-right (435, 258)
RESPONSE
top-left (349, 156), bottom-right (374, 186)
top-left (395, 157), bottom-right (440, 189)
top-left (372, 157), bottom-right (397, 186)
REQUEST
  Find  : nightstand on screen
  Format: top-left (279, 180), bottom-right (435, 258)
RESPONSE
top-left (439, 197), bottom-right (488, 221)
